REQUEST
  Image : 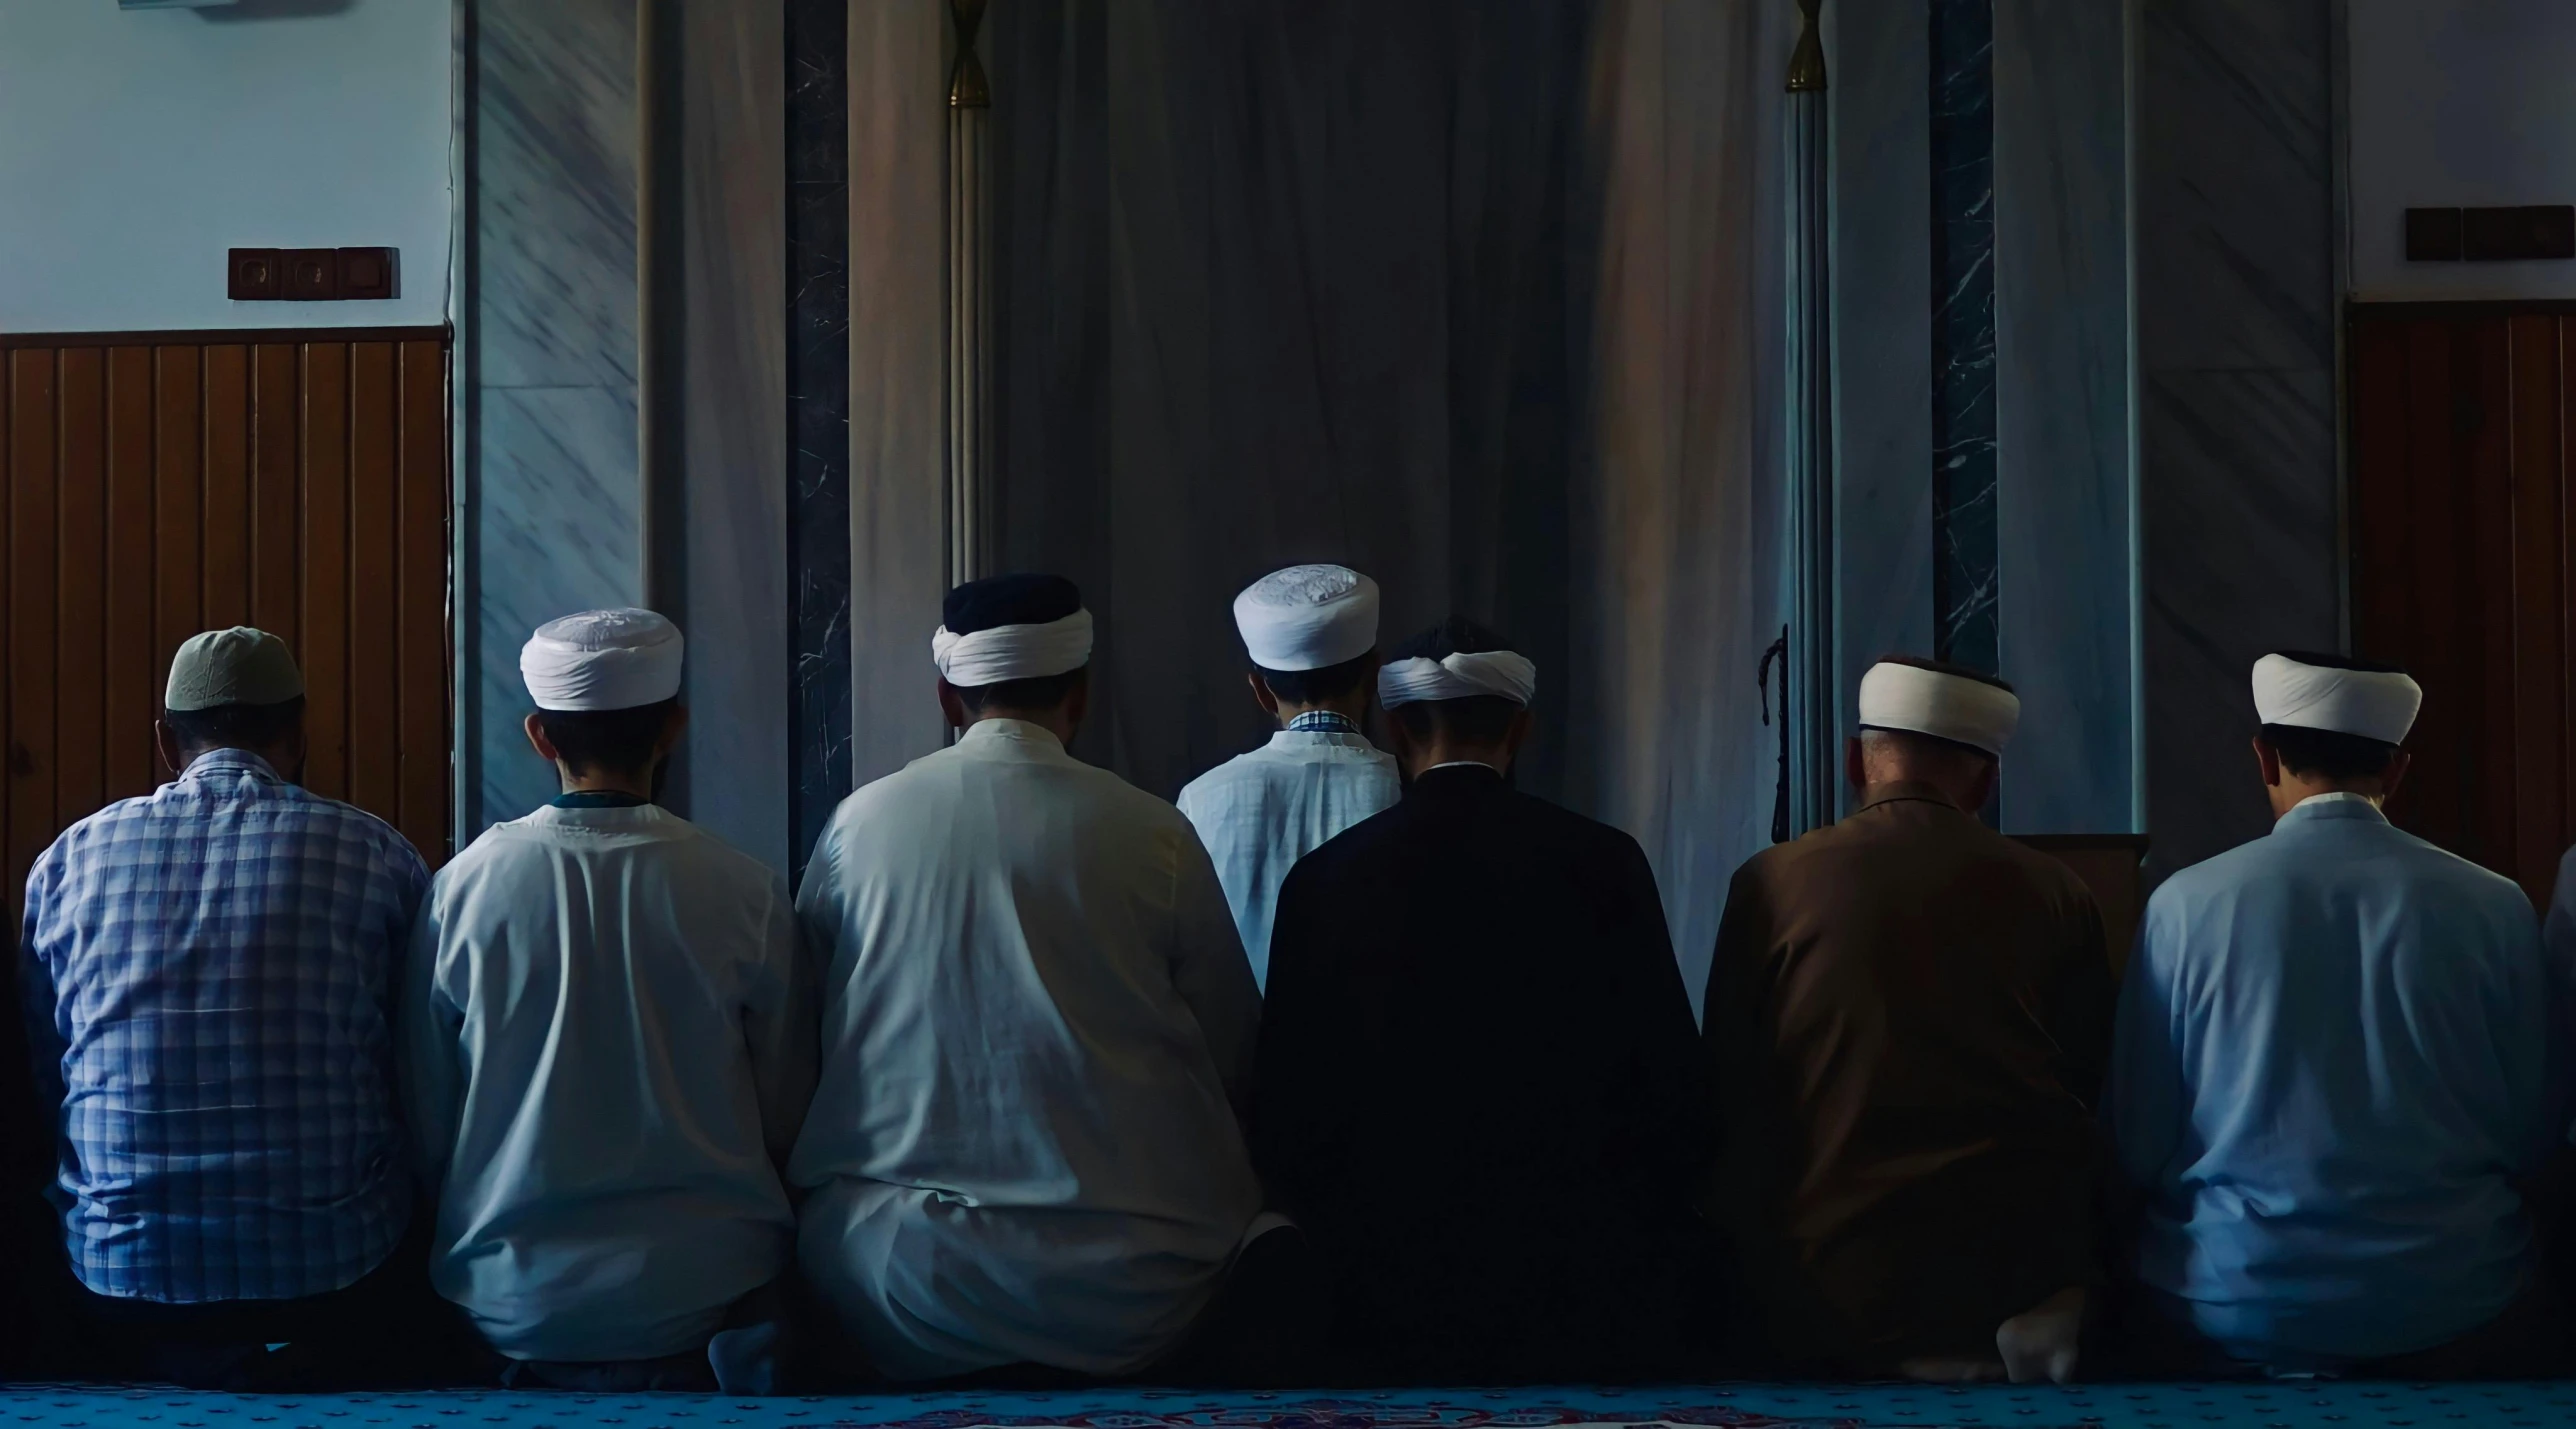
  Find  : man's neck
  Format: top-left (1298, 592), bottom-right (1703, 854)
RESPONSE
top-left (1400, 741), bottom-right (1513, 782)
top-left (557, 766), bottom-right (655, 800)
top-left (2272, 777), bottom-right (2386, 820)
top-left (1273, 695), bottom-right (1369, 729)
top-left (967, 708), bottom-right (1079, 745)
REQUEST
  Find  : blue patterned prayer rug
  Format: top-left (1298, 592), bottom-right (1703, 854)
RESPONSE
top-left (5, 1383), bottom-right (2575, 1429)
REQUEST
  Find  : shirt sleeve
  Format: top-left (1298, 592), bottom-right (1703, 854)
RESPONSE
top-left (2105, 896), bottom-right (2189, 1198)
top-left (2045, 882), bottom-right (2118, 1111)
top-left (18, 849), bottom-right (69, 1189)
top-left (1165, 824), bottom-right (1262, 1114)
top-left (2541, 845), bottom-right (2576, 1146)
top-left (396, 885), bottom-right (466, 1186)
top-left (1606, 835), bottom-right (1715, 1198)
top-left (742, 874), bottom-right (821, 1167)
top-left (1249, 858), bottom-right (1340, 1213)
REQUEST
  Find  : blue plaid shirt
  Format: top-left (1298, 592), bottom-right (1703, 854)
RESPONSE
top-left (19, 748), bottom-right (429, 1303)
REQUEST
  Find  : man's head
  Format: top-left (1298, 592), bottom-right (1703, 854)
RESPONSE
top-left (1846, 656), bottom-right (2019, 813)
top-left (520, 608), bottom-right (689, 795)
top-left (933, 573), bottom-right (1094, 741)
top-left (1233, 564), bottom-right (1382, 724)
top-left (157, 626), bottom-right (309, 779)
top-left (2249, 650), bottom-right (2420, 818)
top-left (1376, 615), bottom-right (1537, 780)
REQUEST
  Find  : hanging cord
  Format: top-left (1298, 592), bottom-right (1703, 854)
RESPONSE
top-left (1757, 625), bottom-right (1791, 844)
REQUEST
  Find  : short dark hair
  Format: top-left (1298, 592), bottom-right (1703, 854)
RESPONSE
top-left (2260, 723), bottom-right (2400, 781)
top-left (954, 668), bottom-right (1086, 716)
top-left (1254, 649), bottom-right (1375, 706)
top-left (166, 696), bottom-right (305, 755)
top-left (536, 699), bottom-right (677, 778)
top-left (1393, 694), bottom-right (1522, 746)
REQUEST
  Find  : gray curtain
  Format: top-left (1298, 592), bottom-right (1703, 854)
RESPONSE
top-left (980, 0), bottom-right (1786, 1009)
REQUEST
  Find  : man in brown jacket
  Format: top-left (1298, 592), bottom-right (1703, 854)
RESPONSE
top-left (1705, 657), bottom-right (2113, 1384)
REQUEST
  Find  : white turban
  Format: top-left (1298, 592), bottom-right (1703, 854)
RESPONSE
top-left (932, 609), bottom-right (1095, 686)
top-left (1235, 564), bottom-right (1380, 671)
top-left (1857, 660), bottom-right (2020, 757)
top-left (522, 608), bottom-right (685, 711)
top-left (2252, 653), bottom-right (2421, 745)
top-left (1378, 650), bottom-right (1538, 709)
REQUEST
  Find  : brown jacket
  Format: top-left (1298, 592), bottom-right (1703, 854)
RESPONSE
top-left (1703, 782), bottom-right (2114, 1370)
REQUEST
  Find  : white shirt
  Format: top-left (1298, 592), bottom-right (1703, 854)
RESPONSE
top-left (1175, 725), bottom-right (1398, 988)
top-left (401, 801), bottom-right (815, 1363)
top-left (790, 718), bottom-right (1263, 1380)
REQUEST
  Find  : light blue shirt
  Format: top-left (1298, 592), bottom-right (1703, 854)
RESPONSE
top-left (1175, 722), bottom-right (1399, 989)
top-left (2109, 793), bottom-right (2561, 1372)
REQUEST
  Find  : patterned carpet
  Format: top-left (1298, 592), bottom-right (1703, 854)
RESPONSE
top-left (6, 1383), bottom-right (2576, 1429)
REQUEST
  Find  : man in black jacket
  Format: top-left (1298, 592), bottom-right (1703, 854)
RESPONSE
top-left (1250, 617), bottom-right (1715, 1384)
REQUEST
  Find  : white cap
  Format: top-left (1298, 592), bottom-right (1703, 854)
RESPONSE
top-left (1377, 650), bottom-right (1538, 709)
top-left (522, 608), bottom-right (685, 711)
top-left (1234, 564), bottom-right (1380, 672)
top-left (2252, 652), bottom-right (2421, 745)
top-left (1856, 660), bottom-right (2021, 757)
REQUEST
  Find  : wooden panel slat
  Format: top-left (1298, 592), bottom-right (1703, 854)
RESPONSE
top-left (201, 346), bottom-right (250, 631)
top-left (300, 343), bottom-right (351, 801)
top-left (54, 348), bottom-right (106, 831)
top-left (251, 343), bottom-right (300, 645)
top-left (104, 347), bottom-right (157, 803)
top-left (9, 351), bottom-right (59, 921)
top-left (347, 343), bottom-right (400, 825)
top-left (2507, 315), bottom-right (2567, 903)
top-left (2399, 320), bottom-right (2466, 851)
top-left (153, 346), bottom-right (204, 778)
top-left (395, 339), bottom-right (448, 864)
top-left (2468, 318), bottom-right (2520, 874)
top-left (0, 351), bottom-right (12, 922)
top-left (2352, 318), bottom-right (2414, 665)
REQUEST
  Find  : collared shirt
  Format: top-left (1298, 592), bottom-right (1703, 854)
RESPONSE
top-left (403, 801), bottom-right (813, 1363)
top-left (793, 718), bottom-right (1263, 1380)
top-left (2110, 795), bottom-right (2560, 1371)
top-left (1176, 723), bottom-right (1398, 988)
top-left (19, 748), bottom-right (428, 1303)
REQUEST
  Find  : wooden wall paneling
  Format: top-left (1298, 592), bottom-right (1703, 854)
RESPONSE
top-left (202, 346), bottom-right (250, 631)
top-left (250, 343), bottom-right (300, 646)
top-left (0, 354), bottom-right (11, 923)
top-left (154, 345), bottom-right (204, 712)
top-left (2352, 320), bottom-right (2413, 662)
top-left (347, 343), bottom-right (399, 825)
top-left (2468, 318), bottom-right (2520, 877)
top-left (54, 349), bottom-right (106, 831)
top-left (2398, 321), bottom-right (2464, 849)
top-left (301, 342), bottom-right (352, 801)
top-left (2507, 315), bottom-right (2567, 903)
top-left (394, 339), bottom-right (448, 863)
top-left (2562, 317), bottom-right (2576, 879)
top-left (9, 351), bottom-right (58, 926)
top-left (105, 347), bottom-right (157, 804)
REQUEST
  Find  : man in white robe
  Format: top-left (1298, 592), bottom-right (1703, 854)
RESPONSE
top-left (402, 609), bottom-right (815, 1391)
top-left (1176, 564), bottom-right (1399, 989)
top-left (2107, 651), bottom-right (2569, 1377)
top-left (791, 573), bottom-right (1264, 1382)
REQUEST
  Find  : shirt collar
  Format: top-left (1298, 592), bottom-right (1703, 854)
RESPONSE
top-left (959, 717), bottom-right (1068, 753)
top-left (2280, 789), bottom-right (2391, 826)
top-left (1855, 779), bottom-right (1967, 815)
top-left (1287, 709), bottom-right (1359, 734)
top-left (1420, 759), bottom-right (1505, 778)
top-left (179, 747), bottom-right (285, 785)
top-left (551, 789), bottom-right (652, 809)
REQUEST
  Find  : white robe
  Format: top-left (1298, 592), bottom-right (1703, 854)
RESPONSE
top-left (1176, 727), bottom-right (1399, 988)
top-left (401, 802), bottom-right (815, 1363)
top-left (790, 718), bottom-right (1263, 1381)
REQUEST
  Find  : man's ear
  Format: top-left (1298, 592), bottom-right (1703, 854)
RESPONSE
top-left (1247, 671), bottom-right (1281, 716)
top-left (937, 678), bottom-right (969, 730)
top-left (655, 703), bottom-right (692, 760)
top-left (525, 711), bottom-right (562, 762)
top-left (2252, 735), bottom-right (2283, 788)
top-left (2381, 748), bottom-right (2412, 802)
top-left (1845, 736), bottom-right (1866, 792)
top-left (1964, 756), bottom-right (1999, 815)
top-left (1064, 669), bottom-right (1092, 732)
top-left (1503, 708), bottom-right (1535, 762)
top-left (153, 720), bottom-right (185, 779)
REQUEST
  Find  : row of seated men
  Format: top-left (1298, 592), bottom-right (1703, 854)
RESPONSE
top-left (3, 563), bottom-right (2572, 1392)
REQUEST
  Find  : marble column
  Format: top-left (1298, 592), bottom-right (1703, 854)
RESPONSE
top-left (463, 0), bottom-right (642, 831)
top-left (2134, 0), bottom-right (2338, 879)
top-left (1930, 0), bottom-right (1998, 677)
top-left (788, 0), bottom-right (854, 881)
top-left (1994, 0), bottom-right (2136, 835)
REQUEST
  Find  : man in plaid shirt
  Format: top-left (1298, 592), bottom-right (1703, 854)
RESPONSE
top-left (18, 628), bottom-right (432, 1387)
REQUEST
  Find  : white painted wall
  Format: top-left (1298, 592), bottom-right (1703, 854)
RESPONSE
top-left (0, 0), bottom-right (452, 333)
top-left (2347, 0), bottom-right (2576, 300)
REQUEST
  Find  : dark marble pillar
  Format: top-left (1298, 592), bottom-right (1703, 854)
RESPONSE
top-left (788, 0), bottom-right (853, 881)
top-left (1929, 0), bottom-right (1997, 675)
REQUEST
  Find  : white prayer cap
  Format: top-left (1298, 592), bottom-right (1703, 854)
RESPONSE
top-left (1234, 564), bottom-right (1380, 672)
top-left (522, 608), bottom-right (685, 711)
top-left (166, 626), bottom-right (303, 711)
top-left (2252, 651), bottom-right (2421, 745)
top-left (1856, 659), bottom-right (2020, 757)
top-left (932, 573), bottom-right (1095, 686)
top-left (1377, 615), bottom-right (1537, 709)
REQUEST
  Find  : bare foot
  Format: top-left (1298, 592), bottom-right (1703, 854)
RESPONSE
top-left (1895, 1354), bottom-right (2006, 1382)
top-left (1995, 1285), bottom-right (2087, 1384)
